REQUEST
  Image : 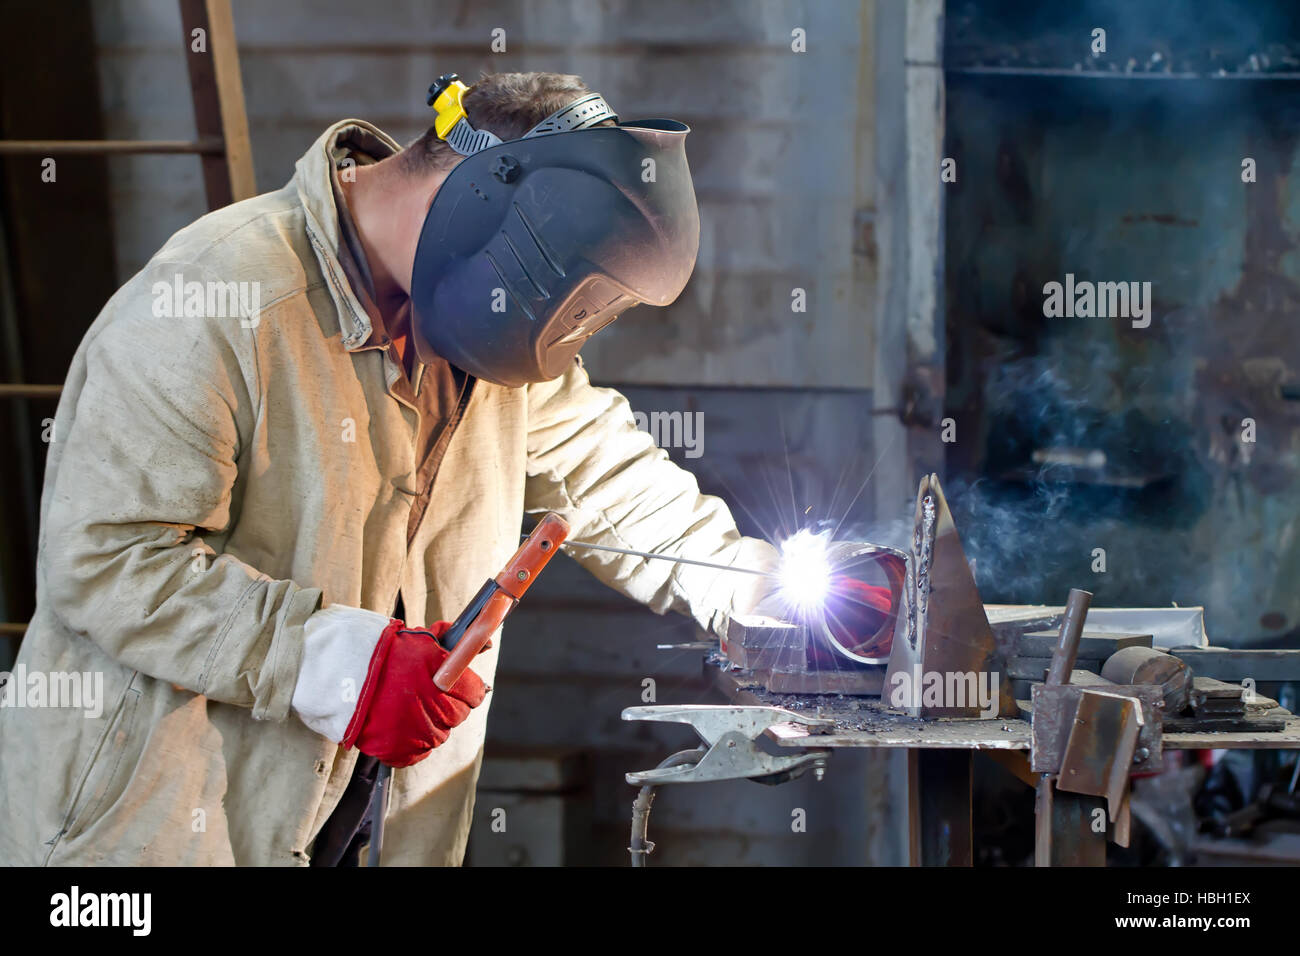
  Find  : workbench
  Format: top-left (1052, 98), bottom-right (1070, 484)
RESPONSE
top-left (707, 660), bottom-right (1300, 865)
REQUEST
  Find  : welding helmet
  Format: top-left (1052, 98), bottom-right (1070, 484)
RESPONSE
top-left (409, 74), bottom-right (701, 387)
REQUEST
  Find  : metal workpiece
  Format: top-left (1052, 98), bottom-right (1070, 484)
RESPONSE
top-left (1170, 647), bottom-right (1300, 683)
top-left (1055, 689), bottom-right (1144, 821)
top-left (1101, 646), bottom-right (1192, 715)
top-left (1031, 682), bottom-right (1150, 855)
top-left (1163, 675), bottom-right (1289, 732)
top-left (708, 651), bottom-right (1300, 750)
top-left (1189, 676), bottom-right (1248, 713)
top-left (704, 650), bottom-right (1300, 868)
top-left (1008, 657), bottom-right (1107, 681)
top-left (1029, 589), bottom-right (1150, 862)
top-left (988, 605), bottom-right (1208, 653)
top-left (1016, 629), bottom-right (1152, 658)
top-left (720, 615), bottom-right (888, 695)
top-left (714, 538), bottom-right (907, 695)
top-left (883, 473), bottom-right (1015, 718)
top-left (819, 540), bottom-right (908, 664)
top-left (621, 705), bottom-right (833, 786)
top-left (1031, 683), bottom-right (1164, 775)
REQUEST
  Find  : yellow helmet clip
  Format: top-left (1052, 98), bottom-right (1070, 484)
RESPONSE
top-left (426, 72), bottom-right (619, 157)
top-left (431, 77), bottom-right (470, 141)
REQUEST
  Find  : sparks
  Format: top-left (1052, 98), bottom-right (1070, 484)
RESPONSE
top-left (777, 528), bottom-right (834, 615)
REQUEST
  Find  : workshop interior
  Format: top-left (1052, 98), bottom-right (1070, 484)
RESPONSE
top-left (2, 0), bottom-right (1300, 873)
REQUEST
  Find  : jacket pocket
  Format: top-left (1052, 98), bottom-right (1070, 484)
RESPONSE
top-left (53, 675), bottom-right (142, 847)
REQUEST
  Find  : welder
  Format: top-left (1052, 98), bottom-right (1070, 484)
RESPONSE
top-left (0, 72), bottom-right (886, 866)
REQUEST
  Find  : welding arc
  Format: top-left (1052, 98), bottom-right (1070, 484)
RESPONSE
top-left (522, 535), bottom-right (776, 577)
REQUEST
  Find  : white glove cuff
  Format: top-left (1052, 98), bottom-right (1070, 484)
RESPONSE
top-left (291, 604), bottom-right (391, 743)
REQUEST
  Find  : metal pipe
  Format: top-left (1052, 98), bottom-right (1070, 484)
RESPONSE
top-left (1033, 774), bottom-right (1054, 867)
top-left (0, 384), bottom-right (61, 398)
top-left (1045, 588), bottom-right (1092, 687)
top-left (1036, 588), bottom-right (1093, 869)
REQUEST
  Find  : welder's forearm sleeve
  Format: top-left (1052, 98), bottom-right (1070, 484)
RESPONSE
top-left (523, 358), bottom-right (778, 636)
top-left (40, 306), bottom-right (320, 721)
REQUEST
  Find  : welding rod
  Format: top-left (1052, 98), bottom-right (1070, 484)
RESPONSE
top-left (532, 536), bottom-right (778, 578)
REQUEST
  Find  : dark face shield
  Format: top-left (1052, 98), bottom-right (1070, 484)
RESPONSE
top-left (409, 120), bottom-right (700, 387)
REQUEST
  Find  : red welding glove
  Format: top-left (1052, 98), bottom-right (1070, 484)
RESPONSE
top-left (340, 619), bottom-right (487, 767)
top-left (291, 605), bottom-right (488, 767)
top-left (824, 576), bottom-right (895, 658)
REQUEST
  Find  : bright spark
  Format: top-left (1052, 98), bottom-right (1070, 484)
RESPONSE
top-left (777, 528), bottom-right (833, 615)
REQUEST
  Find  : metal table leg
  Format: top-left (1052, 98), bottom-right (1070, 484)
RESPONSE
top-left (908, 749), bottom-right (973, 865)
top-left (1036, 779), bottom-right (1106, 866)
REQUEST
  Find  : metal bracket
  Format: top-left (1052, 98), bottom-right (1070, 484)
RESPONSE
top-left (622, 705), bottom-right (833, 785)
top-left (1031, 683), bottom-right (1164, 776)
top-left (883, 474), bottom-right (1016, 718)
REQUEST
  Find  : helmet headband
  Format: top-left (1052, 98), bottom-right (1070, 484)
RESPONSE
top-left (427, 74), bottom-right (619, 157)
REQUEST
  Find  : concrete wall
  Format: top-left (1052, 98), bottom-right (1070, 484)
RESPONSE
top-left (88, 0), bottom-right (927, 866)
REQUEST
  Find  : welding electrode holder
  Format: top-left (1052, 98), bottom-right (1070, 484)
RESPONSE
top-left (367, 512), bottom-right (571, 867)
top-left (431, 512), bottom-right (571, 690)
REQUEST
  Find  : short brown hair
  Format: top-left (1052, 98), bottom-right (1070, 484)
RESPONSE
top-left (402, 71), bottom-right (596, 174)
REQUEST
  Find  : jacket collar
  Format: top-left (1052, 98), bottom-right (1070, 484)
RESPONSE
top-left (294, 119), bottom-right (403, 351)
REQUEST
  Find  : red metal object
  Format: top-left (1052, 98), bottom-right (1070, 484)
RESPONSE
top-left (821, 546), bottom-right (907, 662)
top-left (432, 512), bottom-right (570, 691)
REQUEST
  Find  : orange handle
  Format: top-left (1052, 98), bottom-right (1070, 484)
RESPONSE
top-left (492, 512), bottom-right (571, 599)
top-left (433, 513), bottom-right (570, 691)
top-left (434, 591), bottom-right (514, 691)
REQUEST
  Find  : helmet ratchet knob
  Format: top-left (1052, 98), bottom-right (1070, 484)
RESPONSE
top-left (428, 72), bottom-right (460, 106)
